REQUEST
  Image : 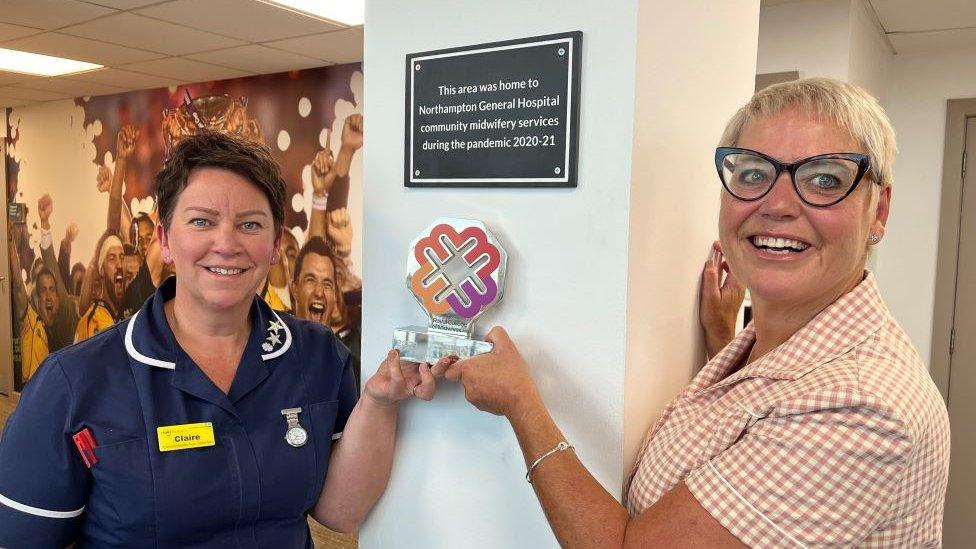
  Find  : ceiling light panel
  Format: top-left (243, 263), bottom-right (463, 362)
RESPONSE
top-left (257, 0), bottom-right (364, 26)
top-left (0, 48), bottom-right (102, 76)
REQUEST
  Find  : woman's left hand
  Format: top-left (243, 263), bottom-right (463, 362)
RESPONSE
top-left (363, 350), bottom-right (456, 406)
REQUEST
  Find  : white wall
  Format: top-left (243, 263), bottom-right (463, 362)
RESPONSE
top-left (876, 46), bottom-right (976, 363)
top-left (847, 0), bottom-right (892, 101)
top-left (362, 0), bottom-right (760, 547)
top-left (362, 2), bottom-right (638, 547)
top-left (623, 0), bottom-right (761, 476)
top-left (757, 0), bottom-right (852, 80)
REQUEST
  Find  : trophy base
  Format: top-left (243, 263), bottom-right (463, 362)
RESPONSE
top-left (393, 326), bottom-right (493, 363)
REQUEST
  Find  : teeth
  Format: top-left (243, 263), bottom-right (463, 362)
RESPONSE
top-left (751, 236), bottom-right (809, 251)
top-left (208, 267), bottom-right (244, 275)
top-left (309, 303), bottom-right (325, 314)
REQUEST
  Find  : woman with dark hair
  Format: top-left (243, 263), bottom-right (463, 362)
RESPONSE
top-left (0, 131), bottom-right (449, 548)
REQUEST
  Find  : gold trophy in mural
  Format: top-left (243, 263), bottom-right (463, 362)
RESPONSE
top-left (162, 91), bottom-right (263, 152)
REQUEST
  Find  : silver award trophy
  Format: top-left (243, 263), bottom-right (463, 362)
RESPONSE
top-left (393, 217), bottom-right (507, 363)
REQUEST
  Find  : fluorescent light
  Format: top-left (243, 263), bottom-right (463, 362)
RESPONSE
top-left (257, 0), bottom-right (364, 26)
top-left (0, 48), bottom-right (102, 77)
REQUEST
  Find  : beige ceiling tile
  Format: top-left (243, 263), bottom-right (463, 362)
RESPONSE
top-left (61, 12), bottom-right (245, 56)
top-left (0, 22), bottom-right (43, 41)
top-left (265, 28), bottom-right (363, 64)
top-left (872, 0), bottom-right (976, 32)
top-left (3, 32), bottom-right (164, 65)
top-left (0, 0), bottom-right (115, 30)
top-left (16, 77), bottom-right (128, 98)
top-left (0, 86), bottom-right (72, 101)
top-left (136, 0), bottom-right (342, 42)
top-left (0, 96), bottom-right (33, 108)
top-left (888, 28), bottom-right (976, 55)
top-left (83, 0), bottom-right (163, 8)
top-left (69, 68), bottom-right (177, 90)
top-left (119, 57), bottom-right (251, 83)
top-left (187, 44), bottom-right (328, 74)
top-left (0, 72), bottom-right (39, 86)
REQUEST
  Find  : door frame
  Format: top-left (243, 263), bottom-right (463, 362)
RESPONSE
top-left (0, 111), bottom-right (12, 397)
top-left (930, 98), bottom-right (976, 401)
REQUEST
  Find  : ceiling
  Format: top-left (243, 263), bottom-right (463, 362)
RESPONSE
top-left (0, 0), bottom-right (363, 109)
top-left (870, 0), bottom-right (976, 54)
top-left (762, 0), bottom-right (976, 55)
top-left (2, 0), bottom-right (973, 110)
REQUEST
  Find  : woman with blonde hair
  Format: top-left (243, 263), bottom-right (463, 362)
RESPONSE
top-left (447, 78), bottom-right (950, 547)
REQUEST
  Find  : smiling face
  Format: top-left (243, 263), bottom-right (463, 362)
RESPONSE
top-left (719, 107), bottom-right (890, 313)
top-left (158, 167), bottom-right (278, 314)
top-left (291, 251), bottom-right (338, 328)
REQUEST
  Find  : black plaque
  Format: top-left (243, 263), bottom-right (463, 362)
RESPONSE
top-left (406, 32), bottom-right (582, 187)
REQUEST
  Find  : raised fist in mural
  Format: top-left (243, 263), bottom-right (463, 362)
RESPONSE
top-left (341, 114), bottom-right (363, 152)
top-left (37, 194), bottom-right (53, 230)
top-left (311, 146), bottom-right (337, 196)
top-left (116, 125), bottom-right (140, 160)
top-left (96, 165), bottom-right (112, 193)
top-left (65, 223), bottom-right (79, 244)
top-left (326, 207), bottom-right (352, 258)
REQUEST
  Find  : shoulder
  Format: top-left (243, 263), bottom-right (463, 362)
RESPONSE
top-left (277, 313), bottom-right (349, 362)
top-left (48, 320), bottom-right (130, 383)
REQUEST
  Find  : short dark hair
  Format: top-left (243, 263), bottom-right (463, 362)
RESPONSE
top-left (292, 236), bottom-right (343, 285)
top-left (122, 243), bottom-right (138, 256)
top-left (155, 131), bottom-right (285, 233)
top-left (33, 267), bottom-right (56, 295)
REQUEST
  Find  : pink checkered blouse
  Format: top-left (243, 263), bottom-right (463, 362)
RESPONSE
top-left (627, 272), bottom-right (950, 547)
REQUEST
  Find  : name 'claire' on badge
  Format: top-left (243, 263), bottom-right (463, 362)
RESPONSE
top-left (157, 422), bottom-right (216, 452)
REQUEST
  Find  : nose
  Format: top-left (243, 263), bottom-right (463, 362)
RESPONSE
top-left (211, 221), bottom-right (243, 256)
top-left (757, 171), bottom-right (802, 220)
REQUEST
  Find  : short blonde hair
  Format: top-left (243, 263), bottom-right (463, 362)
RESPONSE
top-left (719, 78), bottom-right (897, 187)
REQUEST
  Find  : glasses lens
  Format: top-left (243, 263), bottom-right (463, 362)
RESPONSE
top-left (794, 158), bottom-right (859, 205)
top-left (721, 153), bottom-right (776, 200)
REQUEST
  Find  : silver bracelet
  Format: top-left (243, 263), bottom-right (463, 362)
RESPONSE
top-left (526, 441), bottom-right (574, 484)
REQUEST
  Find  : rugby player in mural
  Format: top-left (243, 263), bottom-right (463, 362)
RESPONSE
top-left (8, 195), bottom-right (81, 386)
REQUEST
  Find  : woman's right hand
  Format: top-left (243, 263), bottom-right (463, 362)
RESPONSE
top-left (444, 327), bottom-right (541, 418)
top-left (700, 241), bottom-right (745, 358)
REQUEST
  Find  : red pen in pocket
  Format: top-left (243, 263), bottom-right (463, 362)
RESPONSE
top-left (72, 428), bottom-right (98, 468)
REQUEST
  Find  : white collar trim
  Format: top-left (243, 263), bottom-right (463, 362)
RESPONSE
top-left (124, 308), bottom-right (292, 369)
top-left (125, 310), bottom-right (176, 369)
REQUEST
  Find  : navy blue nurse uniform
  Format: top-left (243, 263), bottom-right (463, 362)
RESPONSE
top-left (0, 277), bottom-right (359, 548)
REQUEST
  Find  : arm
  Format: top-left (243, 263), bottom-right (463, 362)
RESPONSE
top-left (8, 234), bottom-right (27, 322)
top-left (107, 126), bottom-right (138, 235)
top-left (311, 351), bottom-right (453, 532)
top-left (699, 241), bottom-right (744, 359)
top-left (445, 328), bottom-right (745, 549)
top-left (333, 114), bottom-right (362, 179)
top-left (308, 144), bottom-right (338, 242)
top-left (36, 195), bottom-right (69, 300)
top-left (57, 225), bottom-right (76, 292)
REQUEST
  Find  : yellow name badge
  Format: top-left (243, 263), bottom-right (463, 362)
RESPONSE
top-left (157, 422), bottom-right (216, 452)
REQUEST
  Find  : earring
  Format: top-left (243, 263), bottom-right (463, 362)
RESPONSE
top-left (162, 252), bottom-right (172, 263)
top-left (868, 234), bottom-right (880, 244)
top-left (272, 251), bottom-right (280, 264)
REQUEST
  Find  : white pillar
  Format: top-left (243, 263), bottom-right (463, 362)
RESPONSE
top-left (361, 1), bottom-right (759, 546)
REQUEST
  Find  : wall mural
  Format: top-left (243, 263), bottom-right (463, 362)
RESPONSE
top-left (5, 63), bottom-right (364, 391)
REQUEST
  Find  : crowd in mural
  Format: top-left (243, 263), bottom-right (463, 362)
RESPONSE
top-left (8, 102), bottom-right (363, 390)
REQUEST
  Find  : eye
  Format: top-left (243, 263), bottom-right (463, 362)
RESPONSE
top-left (811, 173), bottom-right (841, 189)
top-left (189, 218), bottom-right (211, 228)
top-left (240, 221), bottom-right (263, 231)
top-left (737, 169), bottom-right (769, 186)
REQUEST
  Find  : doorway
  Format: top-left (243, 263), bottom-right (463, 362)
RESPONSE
top-left (935, 100), bottom-right (976, 548)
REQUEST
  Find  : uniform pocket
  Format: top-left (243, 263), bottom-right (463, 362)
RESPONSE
top-left (87, 437), bottom-right (155, 543)
top-left (305, 400), bottom-right (340, 509)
